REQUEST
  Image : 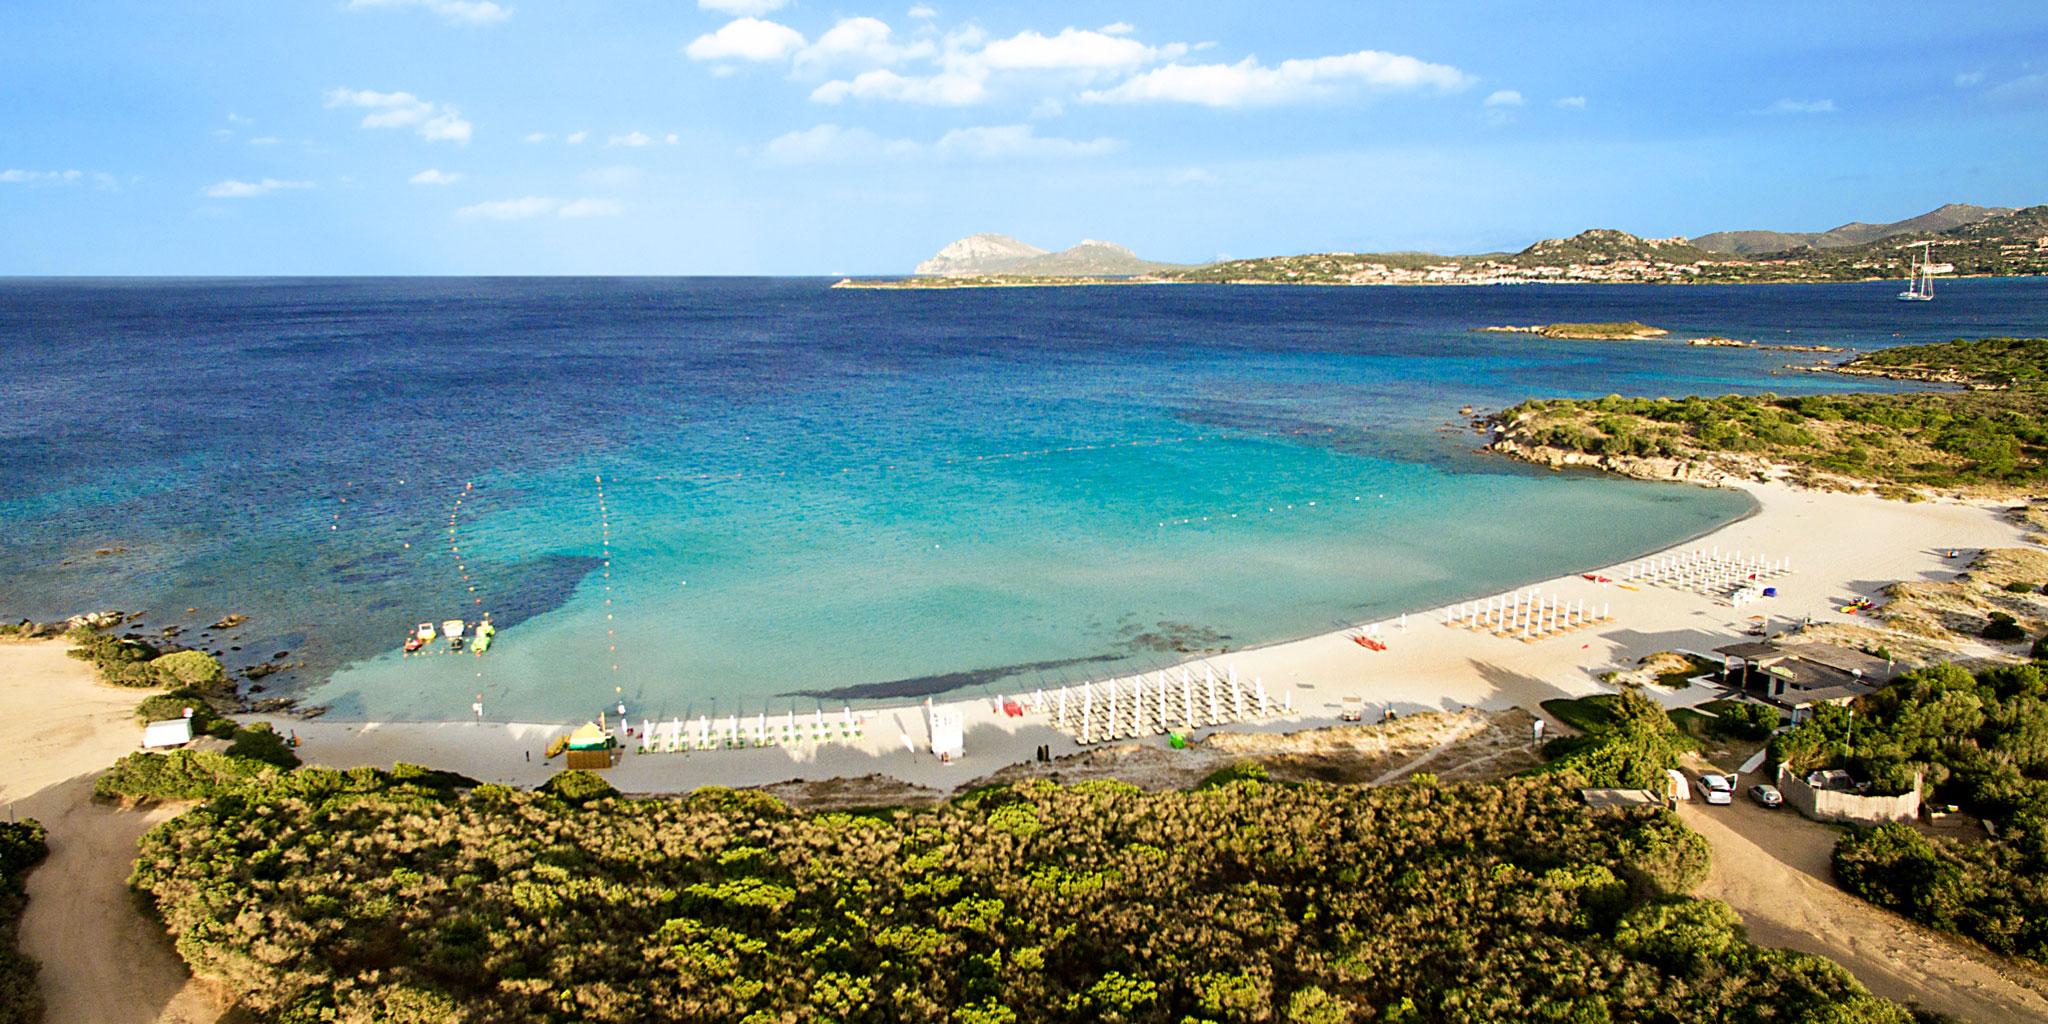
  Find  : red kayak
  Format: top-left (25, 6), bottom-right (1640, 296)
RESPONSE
top-left (1582, 574), bottom-right (1612, 583)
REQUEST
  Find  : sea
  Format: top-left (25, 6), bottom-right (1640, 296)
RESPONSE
top-left (2, 276), bottom-right (2043, 722)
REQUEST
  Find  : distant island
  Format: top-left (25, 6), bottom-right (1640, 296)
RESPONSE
top-left (1479, 321), bottom-right (1670, 341)
top-left (840, 202), bottom-right (2048, 289)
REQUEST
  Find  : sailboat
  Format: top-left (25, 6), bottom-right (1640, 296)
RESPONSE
top-left (1897, 241), bottom-right (1934, 302)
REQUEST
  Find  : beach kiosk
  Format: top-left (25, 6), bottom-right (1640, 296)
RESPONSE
top-left (564, 721), bottom-right (617, 770)
top-left (927, 704), bottom-right (965, 762)
top-left (142, 717), bottom-right (193, 749)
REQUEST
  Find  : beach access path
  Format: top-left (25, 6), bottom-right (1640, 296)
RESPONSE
top-left (275, 479), bottom-right (2030, 796)
top-left (0, 640), bottom-right (220, 1024)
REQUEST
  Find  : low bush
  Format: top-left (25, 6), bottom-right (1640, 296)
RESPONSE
top-left (538, 769), bottom-right (616, 805)
top-left (132, 689), bottom-right (235, 740)
top-left (1984, 612), bottom-right (2026, 641)
top-left (94, 750), bottom-right (277, 801)
top-left (0, 820), bottom-right (49, 1024)
top-left (225, 723), bottom-right (300, 769)
top-left (2003, 580), bottom-right (2039, 594)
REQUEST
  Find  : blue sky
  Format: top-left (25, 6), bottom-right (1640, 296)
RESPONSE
top-left (2, 1), bottom-right (2045, 274)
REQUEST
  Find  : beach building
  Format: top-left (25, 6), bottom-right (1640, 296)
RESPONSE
top-left (141, 718), bottom-right (192, 749)
top-left (563, 721), bottom-right (617, 770)
top-left (1714, 640), bottom-right (1891, 722)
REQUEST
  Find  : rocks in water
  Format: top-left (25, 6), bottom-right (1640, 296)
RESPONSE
top-left (92, 546), bottom-right (127, 556)
top-left (272, 651), bottom-right (289, 660)
top-left (210, 613), bottom-right (250, 630)
top-left (244, 662), bottom-right (282, 679)
top-left (160, 625), bottom-right (183, 637)
top-left (65, 610), bottom-right (125, 631)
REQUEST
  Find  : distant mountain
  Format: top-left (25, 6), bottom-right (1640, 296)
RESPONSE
top-left (1691, 203), bottom-right (2014, 255)
top-left (913, 234), bottom-right (1180, 277)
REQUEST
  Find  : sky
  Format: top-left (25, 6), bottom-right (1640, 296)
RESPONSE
top-left (2, 1), bottom-right (2046, 275)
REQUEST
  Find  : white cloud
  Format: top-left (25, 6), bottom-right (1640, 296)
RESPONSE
top-left (1762, 97), bottom-right (1836, 114)
top-left (410, 168), bottom-right (463, 185)
top-left (345, 0), bottom-right (511, 26)
top-left (1, 168), bottom-right (116, 188)
top-left (558, 198), bottom-right (624, 218)
top-left (226, 112), bottom-right (255, 126)
top-left (566, 130), bottom-right (589, 144)
top-left (523, 132), bottom-right (549, 143)
top-left (247, 135), bottom-right (281, 146)
top-left (1081, 49), bottom-right (1472, 107)
top-left (1555, 95), bottom-right (1587, 109)
top-left (979, 27), bottom-right (1181, 71)
top-left (761, 122), bottom-right (1118, 163)
top-left (665, 132), bottom-right (680, 144)
top-left (811, 67), bottom-right (988, 105)
top-left (609, 131), bottom-right (654, 147)
top-left (204, 178), bottom-right (314, 198)
top-left (698, 0), bottom-right (786, 14)
top-left (907, 4), bottom-right (937, 18)
top-left (1988, 73), bottom-right (2048, 101)
top-left (795, 17), bottom-right (933, 72)
top-left (1029, 97), bottom-right (1065, 119)
top-left (456, 196), bottom-right (623, 219)
top-left (325, 87), bottom-right (473, 143)
top-left (1100, 22), bottom-right (1135, 36)
top-left (686, 17), bottom-right (806, 62)
top-left (1483, 89), bottom-right (1524, 107)
top-left (1955, 70), bottom-right (1985, 87)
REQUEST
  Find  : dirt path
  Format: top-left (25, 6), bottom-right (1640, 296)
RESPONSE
top-left (0, 640), bottom-right (220, 1024)
top-left (1680, 799), bottom-right (2048, 1023)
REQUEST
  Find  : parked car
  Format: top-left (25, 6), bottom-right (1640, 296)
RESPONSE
top-left (1697, 773), bottom-right (1735, 805)
top-left (1748, 783), bottom-right (1783, 808)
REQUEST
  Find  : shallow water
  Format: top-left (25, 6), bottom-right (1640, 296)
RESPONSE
top-left (2, 276), bottom-right (2040, 720)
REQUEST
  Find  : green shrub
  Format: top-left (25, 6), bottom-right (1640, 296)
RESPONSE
top-left (1984, 612), bottom-right (2026, 642)
top-left (65, 628), bottom-right (161, 686)
top-left (148, 650), bottom-right (227, 691)
top-left (1196, 761), bottom-right (1269, 789)
top-left (539, 769), bottom-right (617, 804)
top-left (226, 723), bottom-right (300, 769)
top-left (2003, 581), bottom-right (2039, 594)
top-left (127, 770), bottom-right (1913, 1023)
top-left (94, 750), bottom-right (276, 801)
top-left (0, 820), bottom-right (48, 1024)
top-left (2034, 632), bottom-right (2048, 661)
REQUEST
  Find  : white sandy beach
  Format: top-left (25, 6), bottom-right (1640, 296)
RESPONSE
top-left (263, 479), bottom-right (2029, 793)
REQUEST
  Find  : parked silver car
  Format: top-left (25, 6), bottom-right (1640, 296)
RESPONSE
top-left (1697, 773), bottom-right (1735, 805)
top-left (1749, 783), bottom-right (1783, 808)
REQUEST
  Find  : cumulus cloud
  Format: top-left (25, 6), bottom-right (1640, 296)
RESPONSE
top-left (686, 17), bottom-right (806, 62)
top-left (609, 131), bottom-right (654, 147)
top-left (1081, 49), bottom-right (1472, 107)
top-left (325, 88), bottom-right (473, 143)
top-left (456, 196), bottom-right (623, 219)
top-left (811, 67), bottom-right (988, 105)
top-left (907, 4), bottom-right (937, 18)
top-left (566, 130), bottom-right (589, 144)
top-left (410, 168), bottom-right (462, 185)
top-left (795, 17), bottom-right (934, 73)
top-left (761, 122), bottom-right (1119, 163)
top-left (699, 0), bottom-right (786, 13)
top-left (1762, 97), bottom-right (1836, 114)
top-left (979, 27), bottom-right (1182, 71)
top-left (1555, 95), bottom-right (1587, 109)
top-left (1483, 89), bottom-right (1524, 107)
top-left (1988, 73), bottom-right (2048, 101)
top-left (523, 132), bottom-right (549, 143)
top-left (345, 0), bottom-right (511, 26)
top-left (204, 178), bottom-right (314, 198)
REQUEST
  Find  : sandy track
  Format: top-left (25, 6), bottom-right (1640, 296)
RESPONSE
top-left (0, 641), bottom-right (219, 1024)
top-left (1681, 798), bottom-right (2048, 1023)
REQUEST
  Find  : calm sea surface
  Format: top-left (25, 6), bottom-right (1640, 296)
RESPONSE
top-left (2, 277), bottom-right (2042, 720)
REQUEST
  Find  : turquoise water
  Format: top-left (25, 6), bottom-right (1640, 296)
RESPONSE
top-left (3, 277), bottom-right (2040, 721)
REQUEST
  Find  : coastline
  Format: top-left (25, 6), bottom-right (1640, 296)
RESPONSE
top-left (259, 477), bottom-right (2025, 794)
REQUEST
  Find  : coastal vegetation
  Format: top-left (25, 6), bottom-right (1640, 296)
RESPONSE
top-left (123, 763), bottom-right (1919, 1023)
top-left (1535, 690), bottom-right (1694, 790)
top-left (65, 629), bottom-right (229, 691)
top-left (1492, 338), bottom-right (2048, 494)
top-left (0, 821), bottom-right (48, 1024)
top-left (1771, 663), bottom-right (2048, 963)
top-left (1845, 336), bottom-right (2048, 388)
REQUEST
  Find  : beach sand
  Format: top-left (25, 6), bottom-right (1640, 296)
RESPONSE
top-left (273, 479), bottom-right (2029, 794)
top-left (0, 640), bottom-right (220, 1024)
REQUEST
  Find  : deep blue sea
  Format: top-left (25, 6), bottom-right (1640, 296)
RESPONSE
top-left (3, 277), bottom-right (2043, 721)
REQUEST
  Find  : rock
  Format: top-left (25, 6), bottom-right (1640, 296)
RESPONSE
top-left (160, 625), bottom-right (183, 637)
top-left (64, 610), bottom-right (125, 631)
top-left (210, 613), bottom-right (249, 630)
top-left (272, 651), bottom-right (289, 660)
top-left (244, 662), bottom-right (281, 679)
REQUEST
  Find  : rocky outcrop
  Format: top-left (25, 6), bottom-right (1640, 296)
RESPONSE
top-left (914, 233), bottom-right (1048, 276)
